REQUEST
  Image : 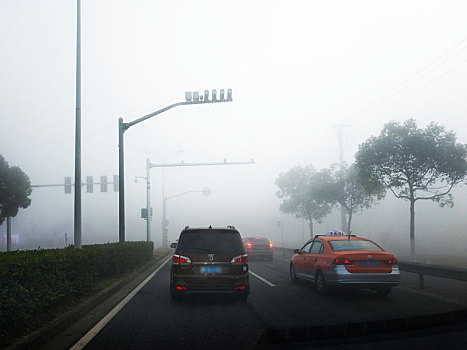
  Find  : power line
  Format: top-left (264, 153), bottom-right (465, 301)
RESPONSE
top-left (344, 35), bottom-right (467, 125)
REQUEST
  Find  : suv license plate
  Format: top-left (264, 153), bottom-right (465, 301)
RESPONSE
top-left (200, 265), bottom-right (222, 274)
top-left (360, 260), bottom-right (379, 267)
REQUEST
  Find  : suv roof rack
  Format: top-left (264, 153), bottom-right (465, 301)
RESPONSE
top-left (227, 225), bottom-right (236, 230)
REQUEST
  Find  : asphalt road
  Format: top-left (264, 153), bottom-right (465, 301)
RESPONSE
top-left (78, 252), bottom-right (467, 349)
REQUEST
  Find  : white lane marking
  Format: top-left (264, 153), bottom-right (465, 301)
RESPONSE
top-left (249, 270), bottom-right (276, 287)
top-left (69, 256), bottom-right (172, 350)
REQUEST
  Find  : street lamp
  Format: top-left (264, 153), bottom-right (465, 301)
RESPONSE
top-left (145, 158), bottom-right (254, 248)
top-left (162, 188), bottom-right (211, 247)
top-left (118, 89), bottom-right (232, 243)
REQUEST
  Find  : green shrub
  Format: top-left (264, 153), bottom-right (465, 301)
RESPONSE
top-left (0, 241), bottom-right (153, 331)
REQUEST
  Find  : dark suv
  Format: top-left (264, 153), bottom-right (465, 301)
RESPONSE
top-left (170, 226), bottom-right (250, 300)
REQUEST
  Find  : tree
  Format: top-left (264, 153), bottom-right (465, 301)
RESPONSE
top-left (275, 166), bottom-right (333, 238)
top-left (320, 163), bottom-right (385, 233)
top-left (355, 119), bottom-right (467, 261)
top-left (0, 155), bottom-right (32, 225)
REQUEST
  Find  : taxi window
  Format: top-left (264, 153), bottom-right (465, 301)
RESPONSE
top-left (300, 241), bottom-right (312, 253)
top-left (310, 240), bottom-right (323, 254)
top-left (329, 239), bottom-right (383, 252)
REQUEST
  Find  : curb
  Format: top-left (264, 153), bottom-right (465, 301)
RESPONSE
top-left (7, 251), bottom-right (172, 350)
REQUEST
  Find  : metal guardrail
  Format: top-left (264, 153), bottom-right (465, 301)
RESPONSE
top-left (398, 261), bottom-right (467, 289)
top-left (274, 247), bottom-right (467, 289)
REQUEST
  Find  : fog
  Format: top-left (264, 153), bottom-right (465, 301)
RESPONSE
top-left (1, 1), bottom-right (467, 259)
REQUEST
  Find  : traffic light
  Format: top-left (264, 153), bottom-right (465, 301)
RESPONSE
top-left (113, 175), bottom-right (119, 192)
top-left (101, 175), bottom-right (107, 192)
top-left (64, 177), bottom-right (72, 194)
top-left (86, 176), bottom-right (93, 193)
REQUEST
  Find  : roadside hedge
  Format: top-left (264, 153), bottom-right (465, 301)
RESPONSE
top-left (0, 241), bottom-right (153, 330)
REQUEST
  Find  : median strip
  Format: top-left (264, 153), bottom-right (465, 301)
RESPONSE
top-left (249, 270), bottom-right (276, 287)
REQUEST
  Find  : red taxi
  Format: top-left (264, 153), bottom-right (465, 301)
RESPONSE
top-left (289, 230), bottom-right (400, 296)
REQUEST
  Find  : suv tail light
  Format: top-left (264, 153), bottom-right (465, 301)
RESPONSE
top-left (172, 254), bottom-right (192, 265)
top-left (231, 254), bottom-right (248, 264)
top-left (333, 257), bottom-right (351, 265)
top-left (246, 242), bottom-right (252, 249)
top-left (269, 242), bottom-right (273, 249)
top-left (385, 257), bottom-right (398, 265)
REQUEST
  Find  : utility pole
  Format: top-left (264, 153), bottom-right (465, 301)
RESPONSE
top-left (332, 124), bottom-right (352, 232)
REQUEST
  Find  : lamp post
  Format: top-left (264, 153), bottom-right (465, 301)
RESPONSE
top-left (74, 0), bottom-right (82, 248)
top-left (119, 89), bottom-right (232, 243)
top-left (163, 188), bottom-right (212, 247)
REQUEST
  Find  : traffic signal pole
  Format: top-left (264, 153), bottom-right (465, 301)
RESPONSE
top-left (118, 89), bottom-right (232, 244)
top-left (146, 158), bottom-right (151, 242)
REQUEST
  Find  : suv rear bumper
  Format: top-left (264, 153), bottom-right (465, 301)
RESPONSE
top-left (171, 273), bottom-right (250, 294)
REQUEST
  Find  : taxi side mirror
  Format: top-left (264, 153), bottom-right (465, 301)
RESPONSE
top-left (293, 249), bottom-right (300, 254)
top-left (170, 242), bottom-right (177, 249)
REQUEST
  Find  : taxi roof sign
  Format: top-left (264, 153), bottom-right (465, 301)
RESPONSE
top-left (326, 229), bottom-right (346, 236)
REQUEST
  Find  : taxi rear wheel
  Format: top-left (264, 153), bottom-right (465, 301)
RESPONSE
top-left (315, 271), bottom-right (328, 295)
top-left (289, 264), bottom-right (298, 283)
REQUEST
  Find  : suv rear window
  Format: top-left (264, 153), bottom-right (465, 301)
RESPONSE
top-left (177, 229), bottom-right (244, 253)
top-left (329, 239), bottom-right (383, 252)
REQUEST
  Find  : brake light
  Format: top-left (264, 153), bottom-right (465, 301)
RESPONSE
top-left (246, 242), bottom-right (252, 249)
top-left (175, 286), bottom-right (188, 291)
top-left (334, 257), bottom-right (351, 265)
top-left (269, 242), bottom-right (273, 249)
top-left (385, 257), bottom-right (398, 265)
top-left (231, 254), bottom-right (248, 263)
top-left (172, 254), bottom-right (192, 265)
top-left (234, 286), bottom-right (246, 290)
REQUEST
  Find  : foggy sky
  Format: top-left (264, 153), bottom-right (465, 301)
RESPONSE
top-left (1, 0), bottom-right (467, 257)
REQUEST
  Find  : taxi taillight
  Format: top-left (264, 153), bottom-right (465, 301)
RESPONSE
top-left (172, 254), bottom-right (191, 265)
top-left (334, 257), bottom-right (351, 265)
top-left (385, 257), bottom-right (398, 265)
